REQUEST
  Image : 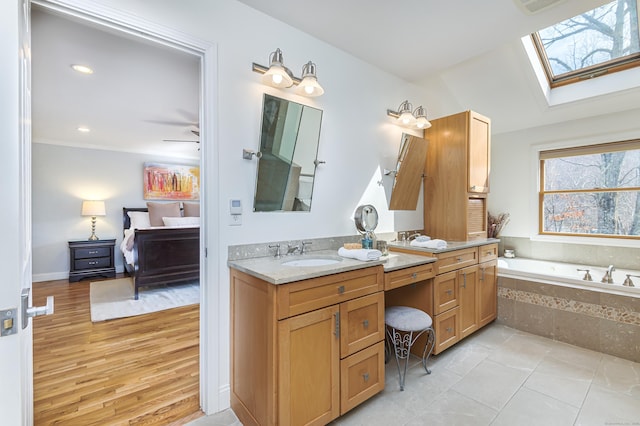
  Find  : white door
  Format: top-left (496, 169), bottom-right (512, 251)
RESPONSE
top-left (0, 0), bottom-right (34, 424)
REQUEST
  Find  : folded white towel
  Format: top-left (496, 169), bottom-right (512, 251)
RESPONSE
top-left (414, 235), bottom-right (431, 242)
top-left (338, 247), bottom-right (382, 262)
top-left (410, 239), bottom-right (447, 249)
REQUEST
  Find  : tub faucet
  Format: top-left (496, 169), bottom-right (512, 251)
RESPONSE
top-left (601, 265), bottom-right (615, 284)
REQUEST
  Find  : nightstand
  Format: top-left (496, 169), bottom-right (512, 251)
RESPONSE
top-left (68, 239), bottom-right (116, 282)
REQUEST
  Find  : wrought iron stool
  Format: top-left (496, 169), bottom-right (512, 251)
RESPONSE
top-left (385, 306), bottom-right (435, 391)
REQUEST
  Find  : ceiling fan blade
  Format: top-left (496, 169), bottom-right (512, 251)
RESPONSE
top-left (163, 139), bottom-right (200, 143)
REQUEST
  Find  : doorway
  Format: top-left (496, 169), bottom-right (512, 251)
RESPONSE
top-left (29, 0), bottom-right (216, 422)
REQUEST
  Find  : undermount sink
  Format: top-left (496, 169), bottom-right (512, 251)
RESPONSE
top-left (281, 257), bottom-right (343, 267)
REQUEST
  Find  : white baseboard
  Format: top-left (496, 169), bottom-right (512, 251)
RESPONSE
top-left (32, 266), bottom-right (125, 283)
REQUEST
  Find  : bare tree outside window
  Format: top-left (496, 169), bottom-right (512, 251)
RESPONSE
top-left (533, 0), bottom-right (640, 85)
top-left (541, 144), bottom-right (640, 237)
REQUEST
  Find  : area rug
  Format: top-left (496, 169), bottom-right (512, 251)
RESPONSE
top-left (89, 277), bottom-right (199, 322)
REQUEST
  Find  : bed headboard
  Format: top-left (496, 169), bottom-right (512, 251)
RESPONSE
top-left (122, 207), bottom-right (148, 233)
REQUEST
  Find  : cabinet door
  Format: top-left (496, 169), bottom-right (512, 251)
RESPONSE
top-left (459, 265), bottom-right (479, 339)
top-left (468, 111), bottom-right (490, 193)
top-left (278, 305), bottom-right (340, 426)
top-left (478, 260), bottom-right (498, 327)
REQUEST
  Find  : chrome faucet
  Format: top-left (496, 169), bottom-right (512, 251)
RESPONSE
top-left (286, 243), bottom-right (300, 255)
top-left (269, 243), bottom-right (282, 258)
top-left (577, 269), bottom-right (593, 281)
top-left (407, 233), bottom-right (422, 241)
top-left (601, 265), bottom-right (615, 284)
top-left (300, 241), bottom-right (312, 255)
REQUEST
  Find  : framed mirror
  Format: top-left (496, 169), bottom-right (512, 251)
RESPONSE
top-left (253, 94), bottom-right (323, 212)
top-left (388, 133), bottom-right (429, 210)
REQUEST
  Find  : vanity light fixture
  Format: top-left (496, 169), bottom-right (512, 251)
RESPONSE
top-left (252, 48), bottom-right (324, 97)
top-left (387, 101), bottom-right (431, 129)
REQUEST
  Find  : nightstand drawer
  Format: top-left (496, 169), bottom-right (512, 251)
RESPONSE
top-left (74, 256), bottom-right (111, 271)
top-left (75, 246), bottom-right (111, 259)
top-left (69, 239), bottom-right (116, 282)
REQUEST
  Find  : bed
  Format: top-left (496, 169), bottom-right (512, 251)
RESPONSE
top-left (121, 207), bottom-right (200, 300)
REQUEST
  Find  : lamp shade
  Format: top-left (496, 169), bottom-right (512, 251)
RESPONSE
top-left (81, 200), bottom-right (106, 216)
top-left (295, 62), bottom-right (324, 97)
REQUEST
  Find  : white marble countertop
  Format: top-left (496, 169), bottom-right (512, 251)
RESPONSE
top-left (227, 249), bottom-right (437, 285)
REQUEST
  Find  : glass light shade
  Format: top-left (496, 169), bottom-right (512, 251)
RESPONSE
top-left (296, 76), bottom-right (324, 97)
top-left (398, 111), bottom-right (415, 126)
top-left (262, 65), bottom-right (293, 88)
top-left (295, 61), bottom-right (324, 97)
top-left (413, 106), bottom-right (431, 129)
top-left (81, 200), bottom-right (106, 216)
top-left (416, 116), bottom-right (431, 129)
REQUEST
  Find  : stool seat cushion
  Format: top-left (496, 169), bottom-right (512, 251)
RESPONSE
top-left (385, 306), bottom-right (432, 332)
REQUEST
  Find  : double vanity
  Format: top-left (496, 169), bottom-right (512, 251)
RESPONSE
top-left (228, 238), bottom-right (498, 426)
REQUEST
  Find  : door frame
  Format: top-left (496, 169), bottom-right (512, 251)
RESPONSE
top-left (30, 0), bottom-right (221, 416)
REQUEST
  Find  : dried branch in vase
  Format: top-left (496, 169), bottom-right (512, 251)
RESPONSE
top-left (487, 212), bottom-right (510, 238)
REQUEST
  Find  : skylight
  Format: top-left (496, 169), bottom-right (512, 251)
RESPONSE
top-left (531, 0), bottom-right (640, 88)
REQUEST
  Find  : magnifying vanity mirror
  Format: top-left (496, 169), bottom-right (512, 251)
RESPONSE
top-left (388, 133), bottom-right (429, 210)
top-left (253, 94), bottom-right (323, 212)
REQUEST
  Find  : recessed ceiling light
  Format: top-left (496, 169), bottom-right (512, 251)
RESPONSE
top-left (77, 126), bottom-right (90, 133)
top-left (71, 64), bottom-right (94, 74)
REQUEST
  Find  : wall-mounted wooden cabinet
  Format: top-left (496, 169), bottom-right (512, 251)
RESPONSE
top-left (424, 110), bottom-right (491, 241)
top-left (230, 266), bottom-right (385, 426)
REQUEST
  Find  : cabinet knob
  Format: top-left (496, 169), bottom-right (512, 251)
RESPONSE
top-left (337, 285), bottom-right (345, 294)
top-left (362, 319), bottom-right (369, 329)
top-left (363, 373), bottom-right (369, 382)
top-left (411, 272), bottom-right (418, 280)
top-left (456, 257), bottom-right (463, 262)
top-left (445, 289), bottom-right (453, 296)
top-left (446, 327), bottom-right (454, 333)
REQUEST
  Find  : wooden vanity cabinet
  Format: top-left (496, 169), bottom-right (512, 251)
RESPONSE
top-left (423, 110), bottom-right (491, 241)
top-left (231, 266), bottom-right (385, 426)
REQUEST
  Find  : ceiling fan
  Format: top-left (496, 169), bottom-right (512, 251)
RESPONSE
top-left (163, 129), bottom-right (200, 143)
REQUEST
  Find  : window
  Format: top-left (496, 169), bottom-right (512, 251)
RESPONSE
top-left (539, 141), bottom-right (640, 238)
top-left (531, 0), bottom-right (640, 88)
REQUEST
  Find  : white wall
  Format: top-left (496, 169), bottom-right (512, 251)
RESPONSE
top-left (490, 107), bottom-right (640, 242)
top-left (28, 0), bottom-right (430, 415)
top-left (31, 143), bottom-right (198, 281)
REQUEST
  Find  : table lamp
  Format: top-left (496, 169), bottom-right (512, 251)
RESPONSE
top-left (81, 200), bottom-right (106, 241)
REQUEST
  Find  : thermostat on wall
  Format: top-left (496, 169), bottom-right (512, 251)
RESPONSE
top-left (230, 199), bottom-right (242, 214)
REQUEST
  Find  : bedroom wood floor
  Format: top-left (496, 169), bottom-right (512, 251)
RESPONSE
top-left (32, 277), bottom-right (202, 426)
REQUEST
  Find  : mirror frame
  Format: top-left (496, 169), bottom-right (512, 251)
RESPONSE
top-left (253, 94), bottom-right (323, 212)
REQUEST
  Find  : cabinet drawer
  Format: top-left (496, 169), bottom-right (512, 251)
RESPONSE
top-left (434, 307), bottom-right (460, 354)
top-left (433, 271), bottom-right (459, 315)
top-left (434, 247), bottom-right (478, 274)
top-left (74, 246), bottom-right (111, 259)
top-left (479, 243), bottom-right (498, 263)
top-left (277, 266), bottom-right (384, 320)
top-left (340, 341), bottom-right (385, 415)
top-left (384, 262), bottom-right (435, 291)
top-left (74, 257), bottom-right (111, 271)
top-left (340, 292), bottom-right (384, 358)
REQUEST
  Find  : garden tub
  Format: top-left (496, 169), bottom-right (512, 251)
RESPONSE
top-left (496, 256), bottom-right (640, 362)
top-left (497, 257), bottom-right (640, 297)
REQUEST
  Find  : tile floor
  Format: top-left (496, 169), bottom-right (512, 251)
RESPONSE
top-left (188, 323), bottom-right (640, 426)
